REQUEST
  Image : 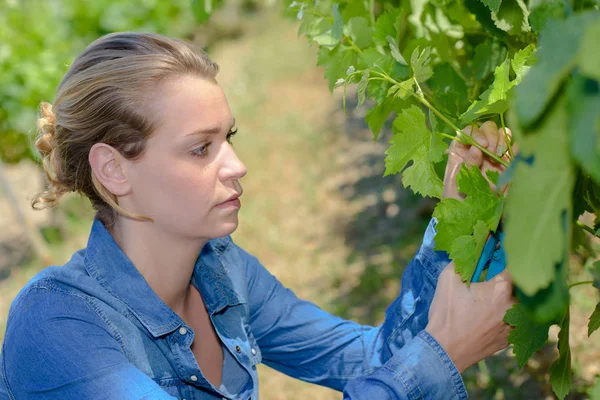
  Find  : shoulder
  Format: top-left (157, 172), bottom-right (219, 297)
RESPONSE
top-left (6, 249), bottom-right (98, 318)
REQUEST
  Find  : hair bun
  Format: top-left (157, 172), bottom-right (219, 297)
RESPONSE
top-left (35, 102), bottom-right (56, 157)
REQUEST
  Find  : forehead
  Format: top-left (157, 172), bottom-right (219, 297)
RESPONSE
top-left (148, 75), bottom-right (233, 139)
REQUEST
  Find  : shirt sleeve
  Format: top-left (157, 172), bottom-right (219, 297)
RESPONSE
top-left (342, 331), bottom-right (467, 400)
top-left (241, 217), bottom-right (465, 398)
top-left (1, 286), bottom-right (176, 400)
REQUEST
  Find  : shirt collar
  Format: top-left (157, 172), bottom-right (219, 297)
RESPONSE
top-left (83, 218), bottom-right (246, 338)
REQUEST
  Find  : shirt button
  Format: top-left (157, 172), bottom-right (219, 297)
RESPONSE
top-left (179, 327), bottom-right (187, 335)
top-left (190, 375), bottom-right (198, 382)
top-left (235, 345), bottom-right (242, 353)
top-left (251, 348), bottom-right (257, 355)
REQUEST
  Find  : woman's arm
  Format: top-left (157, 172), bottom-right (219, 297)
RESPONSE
top-left (1, 287), bottom-right (176, 400)
top-left (241, 229), bottom-right (454, 392)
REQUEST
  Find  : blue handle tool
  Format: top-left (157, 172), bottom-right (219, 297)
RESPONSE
top-left (470, 225), bottom-right (506, 283)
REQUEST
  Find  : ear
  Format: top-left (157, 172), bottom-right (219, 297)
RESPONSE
top-left (89, 143), bottom-right (131, 197)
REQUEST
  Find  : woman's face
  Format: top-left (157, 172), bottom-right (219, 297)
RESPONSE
top-left (123, 75), bottom-right (247, 241)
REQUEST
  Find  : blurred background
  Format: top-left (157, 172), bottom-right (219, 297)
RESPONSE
top-left (0, 1), bottom-right (598, 399)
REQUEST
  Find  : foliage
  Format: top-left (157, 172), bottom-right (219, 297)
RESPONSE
top-left (0, 0), bottom-right (198, 164)
top-left (282, 0), bottom-right (600, 397)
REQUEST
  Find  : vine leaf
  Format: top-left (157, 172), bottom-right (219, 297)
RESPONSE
top-left (410, 46), bottom-right (433, 83)
top-left (384, 106), bottom-right (445, 198)
top-left (472, 40), bottom-right (507, 80)
top-left (504, 303), bottom-right (552, 367)
top-left (357, 69), bottom-right (370, 108)
top-left (504, 97), bottom-right (575, 295)
top-left (433, 165), bottom-right (504, 281)
top-left (589, 303), bottom-right (600, 337)
top-left (373, 8), bottom-right (402, 48)
top-left (343, 17), bottom-right (373, 49)
top-left (317, 46), bottom-right (358, 92)
top-left (549, 309), bottom-right (572, 400)
top-left (450, 220), bottom-right (489, 281)
top-left (491, 0), bottom-right (531, 36)
top-left (516, 12), bottom-right (597, 127)
top-left (387, 36), bottom-right (407, 65)
top-left (461, 44), bottom-right (535, 124)
top-left (479, 0), bottom-right (502, 13)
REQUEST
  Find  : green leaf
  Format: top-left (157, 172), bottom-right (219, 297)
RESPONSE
top-left (591, 380), bottom-right (600, 400)
top-left (365, 96), bottom-right (407, 141)
top-left (461, 58), bottom-right (510, 123)
top-left (384, 106), bottom-right (446, 198)
top-left (387, 36), bottom-right (407, 65)
top-left (357, 69), bottom-right (370, 109)
top-left (332, 3), bottom-right (344, 41)
top-left (464, 0), bottom-right (508, 37)
top-left (191, 0), bottom-right (213, 23)
top-left (579, 19), bottom-right (600, 82)
top-left (428, 63), bottom-right (469, 116)
top-left (516, 12), bottom-right (597, 127)
top-left (317, 46), bottom-right (358, 92)
top-left (433, 165), bottom-right (504, 279)
top-left (504, 303), bottom-right (552, 367)
top-left (480, 0), bottom-right (502, 13)
top-left (567, 75), bottom-right (600, 184)
top-left (549, 310), bottom-right (572, 400)
top-left (486, 170), bottom-right (500, 186)
top-left (491, 0), bottom-right (531, 36)
top-left (344, 17), bottom-right (373, 49)
top-left (528, 0), bottom-right (565, 32)
top-left (511, 44), bottom-right (536, 85)
top-left (373, 8), bottom-right (401, 48)
top-left (589, 302), bottom-right (600, 337)
top-left (311, 18), bottom-right (341, 49)
top-left (472, 40), bottom-right (507, 81)
top-left (505, 97), bottom-right (575, 295)
top-left (410, 46), bottom-right (433, 83)
top-left (450, 220), bottom-right (490, 281)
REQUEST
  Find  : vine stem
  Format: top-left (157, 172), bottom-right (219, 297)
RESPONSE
top-left (500, 113), bottom-right (514, 160)
top-left (368, 72), bottom-right (509, 166)
top-left (576, 220), bottom-right (597, 236)
top-left (369, 0), bottom-right (375, 25)
top-left (568, 280), bottom-right (594, 289)
top-left (366, 71), bottom-right (510, 167)
top-left (346, 37), bottom-right (363, 54)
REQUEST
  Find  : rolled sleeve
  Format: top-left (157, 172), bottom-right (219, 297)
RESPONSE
top-left (343, 331), bottom-right (467, 400)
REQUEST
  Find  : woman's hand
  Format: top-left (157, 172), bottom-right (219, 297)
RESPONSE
top-left (425, 262), bottom-right (516, 373)
top-left (442, 121), bottom-right (512, 200)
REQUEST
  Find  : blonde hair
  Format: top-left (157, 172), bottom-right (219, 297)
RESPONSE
top-left (32, 32), bottom-right (219, 226)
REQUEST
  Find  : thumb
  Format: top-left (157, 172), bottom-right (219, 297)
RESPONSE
top-left (488, 269), bottom-right (513, 286)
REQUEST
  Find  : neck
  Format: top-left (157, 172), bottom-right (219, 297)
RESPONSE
top-left (108, 217), bottom-right (209, 315)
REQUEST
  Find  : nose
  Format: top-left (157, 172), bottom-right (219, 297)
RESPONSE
top-left (220, 142), bottom-right (247, 181)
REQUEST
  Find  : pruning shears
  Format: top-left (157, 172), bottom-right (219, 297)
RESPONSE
top-left (470, 221), bottom-right (506, 283)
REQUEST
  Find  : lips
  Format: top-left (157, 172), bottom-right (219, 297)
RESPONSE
top-left (219, 193), bottom-right (241, 205)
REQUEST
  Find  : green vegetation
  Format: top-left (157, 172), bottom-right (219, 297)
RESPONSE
top-left (282, 0), bottom-right (600, 397)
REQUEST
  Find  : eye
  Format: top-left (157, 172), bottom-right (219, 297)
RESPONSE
top-left (190, 143), bottom-right (210, 158)
top-left (226, 127), bottom-right (238, 144)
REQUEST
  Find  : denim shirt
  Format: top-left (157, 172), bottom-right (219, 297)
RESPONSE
top-left (0, 218), bottom-right (467, 400)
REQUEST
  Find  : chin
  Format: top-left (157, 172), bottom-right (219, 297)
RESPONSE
top-left (210, 220), bottom-right (240, 239)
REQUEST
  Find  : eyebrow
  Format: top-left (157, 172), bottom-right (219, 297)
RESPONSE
top-left (185, 118), bottom-right (236, 136)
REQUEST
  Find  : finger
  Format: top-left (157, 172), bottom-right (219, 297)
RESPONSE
top-left (466, 124), bottom-right (489, 149)
top-left (466, 145), bottom-right (484, 167)
top-left (480, 121), bottom-right (499, 153)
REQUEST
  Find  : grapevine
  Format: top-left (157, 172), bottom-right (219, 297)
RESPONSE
top-left (278, 0), bottom-right (600, 397)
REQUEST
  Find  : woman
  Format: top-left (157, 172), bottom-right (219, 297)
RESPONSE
top-left (0, 32), bottom-right (514, 399)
